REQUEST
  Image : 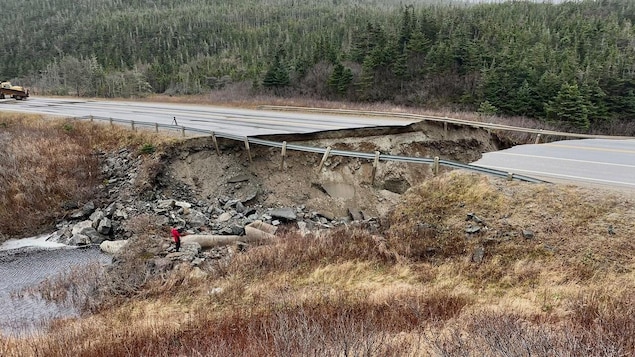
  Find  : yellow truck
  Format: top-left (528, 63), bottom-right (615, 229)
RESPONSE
top-left (0, 81), bottom-right (29, 100)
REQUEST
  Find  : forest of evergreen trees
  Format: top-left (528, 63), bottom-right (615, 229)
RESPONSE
top-left (2, 0), bottom-right (635, 130)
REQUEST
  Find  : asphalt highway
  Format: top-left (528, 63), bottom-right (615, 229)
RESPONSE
top-left (3, 97), bottom-right (634, 189)
top-left (0, 97), bottom-right (417, 136)
top-left (472, 139), bottom-right (635, 189)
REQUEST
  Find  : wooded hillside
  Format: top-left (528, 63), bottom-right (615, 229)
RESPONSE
top-left (2, 0), bottom-right (634, 130)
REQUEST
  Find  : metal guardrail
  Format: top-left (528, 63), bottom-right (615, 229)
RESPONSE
top-left (258, 105), bottom-right (635, 141)
top-left (76, 115), bottom-right (549, 184)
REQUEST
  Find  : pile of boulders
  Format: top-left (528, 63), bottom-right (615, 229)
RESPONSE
top-left (49, 201), bottom-right (120, 246)
top-left (46, 147), bottom-right (379, 269)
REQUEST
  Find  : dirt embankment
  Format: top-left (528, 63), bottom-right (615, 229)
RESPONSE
top-left (158, 120), bottom-right (512, 219)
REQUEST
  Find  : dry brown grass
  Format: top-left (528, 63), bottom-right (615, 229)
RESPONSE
top-left (2, 128), bottom-right (634, 356)
top-left (386, 172), bottom-right (635, 285)
top-left (3, 172), bottom-right (634, 356)
top-left (0, 113), bottom-right (174, 239)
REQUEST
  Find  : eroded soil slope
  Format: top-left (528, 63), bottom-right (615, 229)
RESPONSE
top-left (158, 120), bottom-right (510, 218)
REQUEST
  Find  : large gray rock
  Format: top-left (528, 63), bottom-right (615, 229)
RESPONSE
top-left (97, 217), bottom-right (112, 235)
top-left (68, 234), bottom-right (91, 246)
top-left (71, 221), bottom-right (93, 235)
top-left (100, 240), bottom-right (128, 254)
top-left (47, 227), bottom-right (72, 245)
top-left (239, 190), bottom-right (258, 203)
top-left (229, 224), bottom-right (244, 236)
top-left (382, 178), bottom-right (411, 194)
top-left (104, 202), bottom-right (118, 218)
top-left (82, 201), bottom-right (96, 215)
top-left (217, 211), bottom-right (233, 222)
top-left (90, 210), bottom-right (105, 226)
top-left (113, 207), bottom-right (128, 220)
top-left (361, 211), bottom-right (376, 221)
top-left (71, 220), bottom-right (108, 244)
top-left (186, 209), bottom-right (208, 228)
top-left (166, 242), bottom-right (201, 261)
top-left (269, 207), bottom-right (297, 221)
top-left (175, 201), bottom-right (192, 209)
top-left (70, 201), bottom-right (96, 219)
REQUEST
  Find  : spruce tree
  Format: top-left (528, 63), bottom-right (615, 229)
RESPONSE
top-left (328, 62), bottom-right (353, 95)
top-left (545, 83), bottom-right (590, 130)
top-left (263, 53), bottom-right (290, 89)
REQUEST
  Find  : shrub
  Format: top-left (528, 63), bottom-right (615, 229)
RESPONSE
top-left (62, 123), bottom-right (74, 132)
top-left (478, 100), bottom-right (498, 116)
top-left (140, 143), bottom-right (156, 155)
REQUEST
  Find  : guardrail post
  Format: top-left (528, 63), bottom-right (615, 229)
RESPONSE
top-left (317, 146), bottom-right (332, 173)
top-left (507, 172), bottom-right (514, 181)
top-left (433, 156), bottom-right (440, 176)
top-left (109, 118), bottom-right (113, 127)
top-left (371, 151), bottom-right (380, 185)
top-left (155, 122), bottom-right (159, 133)
top-left (211, 132), bottom-right (220, 155)
top-left (181, 126), bottom-right (186, 137)
top-left (131, 120), bottom-right (135, 131)
top-left (89, 115), bottom-right (93, 123)
top-left (280, 141), bottom-right (287, 170)
top-left (443, 122), bottom-right (448, 137)
top-left (535, 133), bottom-right (542, 144)
top-left (244, 137), bottom-right (252, 163)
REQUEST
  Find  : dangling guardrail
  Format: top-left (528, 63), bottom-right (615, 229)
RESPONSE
top-left (77, 115), bottom-right (549, 184)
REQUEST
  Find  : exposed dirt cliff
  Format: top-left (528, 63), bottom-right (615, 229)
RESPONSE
top-left (156, 120), bottom-right (512, 219)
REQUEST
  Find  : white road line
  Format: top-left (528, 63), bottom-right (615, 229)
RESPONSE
top-left (490, 152), bottom-right (635, 168)
top-left (472, 164), bottom-right (635, 187)
top-left (544, 143), bottom-right (635, 154)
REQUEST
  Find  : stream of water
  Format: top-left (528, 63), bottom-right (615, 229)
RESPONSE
top-left (0, 234), bottom-right (111, 337)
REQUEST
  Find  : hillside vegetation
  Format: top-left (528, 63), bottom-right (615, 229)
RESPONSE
top-left (2, 0), bottom-right (635, 131)
top-left (2, 172), bottom-right (634, 356)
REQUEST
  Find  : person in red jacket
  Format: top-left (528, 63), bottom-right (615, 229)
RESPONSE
top-left (171, 227), bottom-right (181, 252)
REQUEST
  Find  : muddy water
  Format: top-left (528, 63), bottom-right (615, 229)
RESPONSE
top-left (0, 236), bottom-right (111, 336)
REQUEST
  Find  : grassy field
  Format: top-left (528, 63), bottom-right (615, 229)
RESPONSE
top-left (2, 171), bottom-right (633, 356)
